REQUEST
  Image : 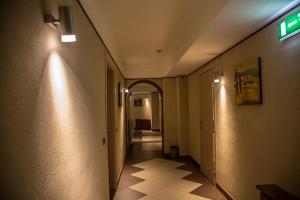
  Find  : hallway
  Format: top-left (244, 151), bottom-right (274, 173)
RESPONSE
top-left (113, 141), bottom-right (226, 200)
top-left (1, 1), bottom-right (300, 199)
top-left (131, 131), bottom-right (162, 151)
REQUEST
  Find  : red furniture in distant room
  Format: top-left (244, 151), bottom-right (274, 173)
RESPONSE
top-left (135, 119), bottom-right (151, 130)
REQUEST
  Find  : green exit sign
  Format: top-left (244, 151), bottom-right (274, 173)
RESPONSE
top-left (278, 9), bottom-right (300, 41)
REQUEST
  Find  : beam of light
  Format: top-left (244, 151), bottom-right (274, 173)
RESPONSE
top-left (34, 52), bottom-right (102, 198)
top-left (49, 52), bottom-right (70, 116)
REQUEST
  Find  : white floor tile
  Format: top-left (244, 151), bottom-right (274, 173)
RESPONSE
top-left (133, 158), bottom-right (185, 170)
top-left (146, 174), bottom-right (179, 186)
top-left (142, 142), bottom-right (162, 150)
top-left (131, 158), bottom-right (206, 200)
top-left (130, 180), bottom-right (165, 194)
top-left (164, 168), bottom-right (192, 179)
top-left (163, 179), bottom-right (202, 193)
top-left (138, 195), bottom-right (160, 200)
top-left (131, 168), bottom-right (159, 179)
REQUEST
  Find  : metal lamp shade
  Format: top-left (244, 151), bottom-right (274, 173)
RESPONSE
top-left (59, 6), bottom-right (76, 42)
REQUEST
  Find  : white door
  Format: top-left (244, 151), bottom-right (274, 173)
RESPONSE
top-left (199, 70), bottom-right (215, 183)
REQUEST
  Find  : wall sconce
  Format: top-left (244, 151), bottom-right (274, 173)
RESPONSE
top-left (213, 68), bottom-right (223, 83)
top-left (124, 88), bottom-right (129, 93)
top-left (45, 6), bottom-right (76, 43)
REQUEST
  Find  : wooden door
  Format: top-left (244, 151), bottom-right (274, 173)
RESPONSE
top-left (106, 68), bottom-right (115, 192)
top-left (199, 70), bottom-right (215, 183)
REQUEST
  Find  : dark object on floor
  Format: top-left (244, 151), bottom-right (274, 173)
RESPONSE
top-left (170, 145), bottom-right (179, 158)
top-left (256, 184), bottom-right (300, 200)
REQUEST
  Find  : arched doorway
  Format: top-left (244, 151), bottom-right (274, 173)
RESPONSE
top-left (126, 80), bottom-right (164, 153)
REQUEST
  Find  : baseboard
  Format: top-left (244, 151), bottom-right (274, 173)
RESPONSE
top-left (110, 159), bottom-right (126, 200)
top-left (216, 183), bottom-right (234, 200)
top-left (188, 156), bottom-right (201, 169)
top-left (116, 160), bottom-right (125, 189)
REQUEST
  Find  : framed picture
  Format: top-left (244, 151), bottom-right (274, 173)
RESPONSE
top-left (234, 58), bottom-right (262, 105)
top-left (118, 82), bottom-right (122, 107)
top-left (134, 99), bottom-right (143, 106)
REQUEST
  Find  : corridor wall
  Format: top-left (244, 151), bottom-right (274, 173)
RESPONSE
top-left (0, 0), bottom-right (125, 199)
top-left (162, 78), bottom-right (189, 154)
top-left (187, 6), bottom-right (300, 200)
top-left (162, 78), bottom-right (179, 153)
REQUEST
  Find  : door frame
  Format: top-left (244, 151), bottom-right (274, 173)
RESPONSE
top-left (105, 63), bottom-right (116, 196)
top-left (199, 68), bottom-right (216, 184)
top-left (126, 80), bottom-right (164, 154)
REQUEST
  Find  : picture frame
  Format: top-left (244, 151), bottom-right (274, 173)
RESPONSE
top-left (234, 58), bottom-right (262, 105)
top-left (134, 99), bottom-right (143, 106)
top-left (118, 82), bottom-right (122, 107)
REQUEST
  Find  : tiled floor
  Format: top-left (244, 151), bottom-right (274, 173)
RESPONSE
top-left (142, 135), bottom-right (162, 143)
top-left (113, 142), bottom-right (227, 200)
top-left (142, 142), bottom-right (162, 151)
top-left (132, 131), bottom-right (162, 143)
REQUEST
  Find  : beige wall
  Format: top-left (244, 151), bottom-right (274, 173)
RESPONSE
top-left (187, 7), bottom-right (300, 200)
top-left (130, 93), bottom-right (152, 123)
top-left (151, 92), bottom-right (160, 130)
top-left (187, 74), bottom-right (201, 163)
top-left (176, 77), bottom-right (189, 155)
top-left (162, 78), bottom-right (178, 153)
top-left (0, 0), bottom-right (125, 199)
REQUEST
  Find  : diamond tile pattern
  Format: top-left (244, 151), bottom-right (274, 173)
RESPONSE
top-left (129, 158), bottom-right (211, 200)
top-left (113, 142), bottom-right (226, 200)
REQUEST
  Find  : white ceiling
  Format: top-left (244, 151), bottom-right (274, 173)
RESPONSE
top-left (80, 0), bottom-right (298, 78)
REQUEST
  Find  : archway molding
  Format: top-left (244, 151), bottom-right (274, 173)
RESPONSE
top-left (126, 80), bottom-right (164, 154)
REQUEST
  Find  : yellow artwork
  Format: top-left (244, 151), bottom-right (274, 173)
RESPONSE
top-left (234, 58), bottom-right (262, 105)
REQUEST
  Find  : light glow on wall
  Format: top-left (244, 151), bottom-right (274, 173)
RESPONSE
top-left (49, 52), bottom-right (70, 113)
top-left (37, 52), bottom-right (100, 198)
top-left (144, 98), bottom-right (151, 109)
top-left (215, 84), bottom-right (237, 171)
top-left (48, 52), bottom-right (81, 155)
top-left (47, 34), bottom-right (58, 50)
